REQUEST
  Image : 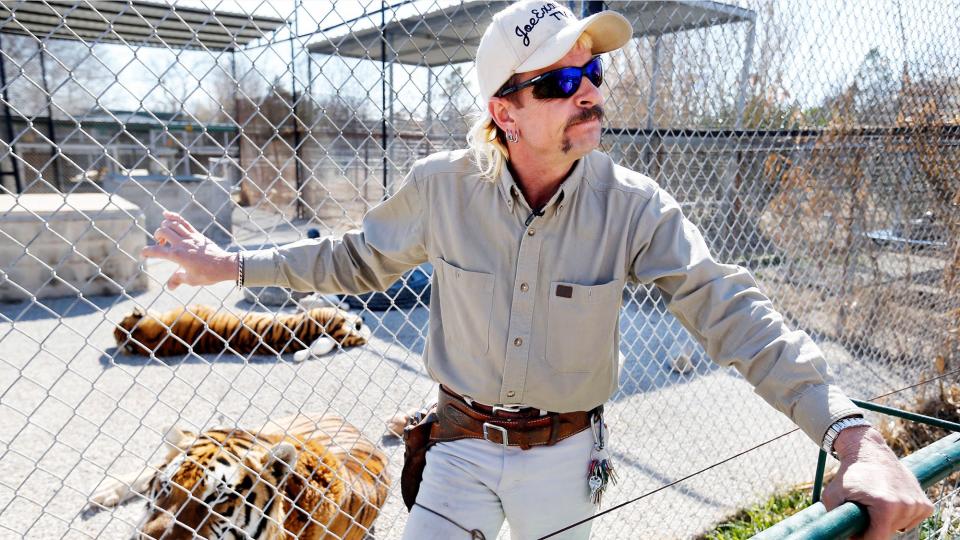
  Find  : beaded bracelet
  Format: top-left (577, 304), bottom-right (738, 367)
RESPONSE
top-left (236, 252), bottom-right (245, 288)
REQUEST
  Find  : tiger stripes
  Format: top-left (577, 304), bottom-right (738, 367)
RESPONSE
top-left (91, 414), bottom-right (391, 539)
top-left (114, 305), bottom-right (369, 357)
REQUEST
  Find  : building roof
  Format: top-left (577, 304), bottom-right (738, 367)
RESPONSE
top-left (307, 0), bottom-right (755, 66)
top-left (0, 0), bottom-right (285, 51)
top-left (9, 108), bottom-right (238, 132)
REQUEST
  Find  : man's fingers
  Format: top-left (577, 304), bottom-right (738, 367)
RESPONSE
top-left (166, 268), bottom-right (186, 290)
top-left (156, 223), bottom-right (185, 240)
top-left (142, 235), bottom-right (184, 264)
top-left (161, 218), bottom-right (192, 238)
top-left (163, 211), bottom-right (197, 234)
top-left (884, 490), bottom-right (933, 534)
top-left (844, 494), bottom-right (932, 539)
top-left (154, 226), bottom-right (183, 247)
top-left (862, 502), bottom-right (903, 540)
top-left (901, 498), bottom-right (934, 533)
top-left (862, 523), bottom-right (894, 540)
top-left (820, 487), bottom-right (840, 512)
top-left (141, 244), bottom-right (172, 261)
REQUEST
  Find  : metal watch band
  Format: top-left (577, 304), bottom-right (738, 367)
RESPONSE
top-left (236, 252), bottom-right (245, 288)
top-left (822, 415), bottom-right (871, 458)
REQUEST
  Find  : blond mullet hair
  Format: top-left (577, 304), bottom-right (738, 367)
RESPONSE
top-left (468, 33), bottom-right (595, 180)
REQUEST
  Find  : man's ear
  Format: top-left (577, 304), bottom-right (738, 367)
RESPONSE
top-left (489, 97), bottom-right (519, 133)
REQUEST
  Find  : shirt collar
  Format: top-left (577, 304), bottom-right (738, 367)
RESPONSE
top-left (497, 157), bottom-right (587, 214)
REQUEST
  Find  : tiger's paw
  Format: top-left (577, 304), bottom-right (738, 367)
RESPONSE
top-left (85, 477), bottom-right (136, 516)
top-left (85, 467), bottom-right (158, 518)
top-left (385, 412), bottom-right (410, 438)
top-left (89, 485), bottom-right (122, 508)
top-left (293, 336), bottom-right (337, 362)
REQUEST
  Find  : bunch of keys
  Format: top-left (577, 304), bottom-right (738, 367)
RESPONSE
top-left (587, 412), bottom-right (617, 504)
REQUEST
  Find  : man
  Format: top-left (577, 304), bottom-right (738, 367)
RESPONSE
top-left (143, 2), bottom-right (932, 538)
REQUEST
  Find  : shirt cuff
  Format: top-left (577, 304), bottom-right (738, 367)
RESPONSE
top-left (240, 248), bottom-right (279, 287)
top-left (791, 383), bottom-right (864, 446)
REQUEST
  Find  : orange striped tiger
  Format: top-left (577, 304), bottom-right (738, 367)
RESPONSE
top-left (88, 413), bottom-right (390, 539)
top-left (114, 305), bottom-right (370, 361)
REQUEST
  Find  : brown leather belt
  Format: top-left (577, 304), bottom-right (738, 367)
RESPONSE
top-left (432, 385), bottom-right (597, 450)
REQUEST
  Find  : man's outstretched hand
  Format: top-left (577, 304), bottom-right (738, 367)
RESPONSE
top-left (821, 426), bottom-right (934, 539)
top-left (141, 211), bottom-right (238, 290)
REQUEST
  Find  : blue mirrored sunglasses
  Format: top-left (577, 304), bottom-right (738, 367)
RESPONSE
top-left (495, 56), bottom-right (603, 100)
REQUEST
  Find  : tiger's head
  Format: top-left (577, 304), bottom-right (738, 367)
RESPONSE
top-left (114, 306), bottom-right (165, 356)
top-left (322, 308), bottom-right (371, 348)
top-left (291, 308), bottom-right (373, 362)
top-left (134, 428), bottom-right (297, 540)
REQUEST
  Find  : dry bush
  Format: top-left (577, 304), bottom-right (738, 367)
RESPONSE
top-left (879, 383), bottom-right (960, 457)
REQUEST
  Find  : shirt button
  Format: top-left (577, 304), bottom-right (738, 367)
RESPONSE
top-left (513, 337), bottom-right (523, 347)
top-left (520, 282), bottom-right (529, 292)
top-left (527, 228), bottom-right (536, 236)
top-left (506, 390), bottom-right (516, 398)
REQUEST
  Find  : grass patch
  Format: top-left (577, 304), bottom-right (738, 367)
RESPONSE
top-left (695, 487), bottom-right (811, 539)
top-left (699, 384), bottom-right (960, 539)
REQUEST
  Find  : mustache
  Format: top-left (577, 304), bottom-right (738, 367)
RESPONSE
top-left (566, 106), bottom-right (604, 128)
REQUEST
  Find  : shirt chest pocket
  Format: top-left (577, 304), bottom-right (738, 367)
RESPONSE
top-left (435, 258), bottom-right (495, 357)
top-left (545, 279), bottom-right (623, 373)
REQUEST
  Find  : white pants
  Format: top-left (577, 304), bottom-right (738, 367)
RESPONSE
top-left (402, 428), bottom-right (597, 540)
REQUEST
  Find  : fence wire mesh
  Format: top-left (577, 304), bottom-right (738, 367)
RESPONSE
top-left (0, 0), bottom-right (958, 538)
top-left (926, 474), bottom-right (960, 539)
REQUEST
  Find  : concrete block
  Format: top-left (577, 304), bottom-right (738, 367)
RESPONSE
top-left (103, 173), bottom-right (234, 243)
top-left (0, 193), bottom-right (148, 302)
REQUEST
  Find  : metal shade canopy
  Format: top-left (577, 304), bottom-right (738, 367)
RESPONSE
top-left (0, 0), bottom-right (285, 51)
top-left (308, 1), bottom-right (493, 66)
top-left (626, 0), bottom-right (755, 37)
top-left (0, 1), bottom-right (286, 193)
top-left (307, 0), bottom-right (755, 65)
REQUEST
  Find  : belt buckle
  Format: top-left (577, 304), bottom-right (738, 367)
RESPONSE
top-left (482, 422), bottom-right (509, 447)
top-left (491, 404), bottom-right (523, 415)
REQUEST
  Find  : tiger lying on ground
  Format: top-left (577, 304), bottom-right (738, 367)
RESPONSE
top-left (88, 413), bottom-right (390, 539)
top-left (114, 305), bottom-right (371, 362)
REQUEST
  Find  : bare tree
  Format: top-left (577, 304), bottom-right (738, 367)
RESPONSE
top-left (2, 35), bottom-right (110, 117)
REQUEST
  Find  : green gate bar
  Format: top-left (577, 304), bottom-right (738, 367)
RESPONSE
top-left (754, 431), bottom-right (960, 538)
top-left (810, 399), bottom-right (960, 505)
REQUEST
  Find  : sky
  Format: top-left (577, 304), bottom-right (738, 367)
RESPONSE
top-left (13, 0), bottom-right (957, 124)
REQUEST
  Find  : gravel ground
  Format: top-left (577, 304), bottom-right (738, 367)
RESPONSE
top-left (0, 251), bottom-right (910, 539)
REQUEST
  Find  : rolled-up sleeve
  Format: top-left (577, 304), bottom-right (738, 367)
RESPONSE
top-left (242, 168), bottom-right (428, 294)
top-left (629, 188), bottom-right (862, 445)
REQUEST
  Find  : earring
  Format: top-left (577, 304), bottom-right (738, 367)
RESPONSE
top-left (506, 129), bottom-right (520, 143)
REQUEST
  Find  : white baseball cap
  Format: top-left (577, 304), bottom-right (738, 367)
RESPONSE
top-left (475, 1), bottom-right (633, 102)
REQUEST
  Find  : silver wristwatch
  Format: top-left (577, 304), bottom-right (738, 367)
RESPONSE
top-left (821, 415), bottom-right (872, 459)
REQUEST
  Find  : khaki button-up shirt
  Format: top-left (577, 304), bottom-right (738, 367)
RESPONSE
top-left (244, 149), bottom-right (861, 445)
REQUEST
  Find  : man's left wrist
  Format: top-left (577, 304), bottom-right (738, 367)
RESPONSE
top-left (833, 425), bottom-right (878, 458)
top-left (822, 415), bottom-right (873, 459)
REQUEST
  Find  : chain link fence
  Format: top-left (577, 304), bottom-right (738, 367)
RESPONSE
top-left (1, 0), bottom-right (958, 538)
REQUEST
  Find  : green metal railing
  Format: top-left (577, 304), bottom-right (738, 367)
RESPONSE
top-left (754, 399), bottom-right (960, 539)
